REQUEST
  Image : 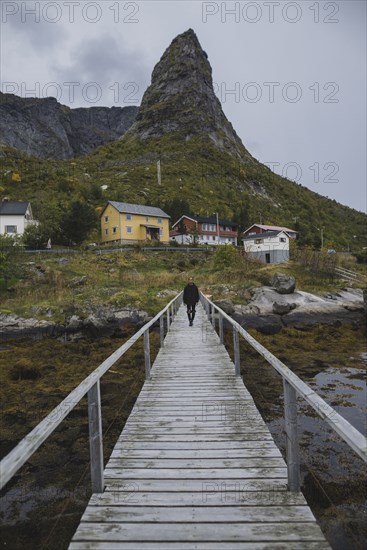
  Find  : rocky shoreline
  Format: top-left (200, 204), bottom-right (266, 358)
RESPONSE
top-left (1, 275), bottom-right (366, 339)
top-left (0, 307), bottom-right (150, 341)
top-left (215, 274), bottom-right (366, 335)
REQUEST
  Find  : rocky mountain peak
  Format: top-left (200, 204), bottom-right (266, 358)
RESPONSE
top-left (131, 29), bottom-right (253, 161)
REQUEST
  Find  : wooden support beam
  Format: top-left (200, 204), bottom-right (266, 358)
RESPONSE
top-left (283, 380), bottom-right (301, 492)
top-left (144, 329), bottom-right (151, 380)
top-left (88, 381), bottom-right (104, 493)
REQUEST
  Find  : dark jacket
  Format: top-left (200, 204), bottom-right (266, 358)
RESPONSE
top-left (183, 283), bottom-right (199, 305)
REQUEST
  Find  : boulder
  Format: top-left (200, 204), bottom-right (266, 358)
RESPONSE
top-left (214, 299), bottom-right (235, 315)
top-left (271, 273), bottom-right (296, 294)
top-left (67, 315), bottom-right (83, 330)
top-left (273, 302), bottom-right (292, 315)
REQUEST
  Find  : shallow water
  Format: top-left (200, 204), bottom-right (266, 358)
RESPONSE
top-left (0, 325), bottom-right (366, 549)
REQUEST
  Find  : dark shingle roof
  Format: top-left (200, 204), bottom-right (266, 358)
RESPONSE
top-left (108, 201), bottom-right (170, 218)
top-left (190, 215), bottom-right (237, 227)
top-left (0, 201), bottom-right (30, 215)
top-left (243, 230), bottom-right (287, 240)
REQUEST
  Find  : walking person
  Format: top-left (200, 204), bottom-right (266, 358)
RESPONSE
top-left (183, 277), bottom-right (199, 326)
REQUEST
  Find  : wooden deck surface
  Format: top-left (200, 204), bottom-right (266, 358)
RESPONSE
top-left (69, 303), bottom-right (331, 549)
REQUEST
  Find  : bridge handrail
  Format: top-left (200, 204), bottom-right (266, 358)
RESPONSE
top-left (200, 292), bottom-right (367, 490)
top-left (0, 292), bottom-right (183, 493)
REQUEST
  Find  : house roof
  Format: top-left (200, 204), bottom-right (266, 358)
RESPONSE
top-left (0, 201), bottom-right (30, 215)
top-left (172, 214), bottom-right (237, 228)
top-left (243, 230), bottom-right (289, 241)
top-left (107, 201), bottom-right (170, 218)
top-left (243, 223), bottom-right (296, 234)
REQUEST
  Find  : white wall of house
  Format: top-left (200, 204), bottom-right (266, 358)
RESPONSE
top-left (170, 234), bottom-right (236, 246)
top-left (0, 211), bottom-right (37, 236)
top-left (244, 232), bottom-right (290, 263)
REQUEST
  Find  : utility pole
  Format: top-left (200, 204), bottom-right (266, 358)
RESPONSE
top-left (157, 160), bottom-right (161, 186)
top-left (215, 212), bottom-right (220, 245)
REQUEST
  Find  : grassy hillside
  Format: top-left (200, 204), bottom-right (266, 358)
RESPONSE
top-left (1, 138), bottom-right (366, 251)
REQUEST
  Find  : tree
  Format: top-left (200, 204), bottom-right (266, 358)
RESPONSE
top-left (0, 234), bottom-right (23, 290)
top-left (163, 198), bottom-right (192, 223)
top-left (60, 200), bottom-right (98, 245)
top-left (22, 224), bottom-right (50, 250)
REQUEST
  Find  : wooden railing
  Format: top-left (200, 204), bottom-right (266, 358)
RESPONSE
top-left (335, 266), bottom-right (366, 283)
top-left (0, 292), bottom-right (183, 493)
top-left (200, 292), bottom-right (367, 492)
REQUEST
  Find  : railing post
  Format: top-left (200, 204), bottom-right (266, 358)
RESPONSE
top-left (167, 308), bottom-right (170, 331)
top-left (283, 380), bottom-right (301, 492)
top-left (88, 380), bottom-right (104, 493)
top-left (144, 329), bottom-right (151, 380)
top-left (160, 315), bottom-right (164, 348)
top-left (219, 313), bottom-right (224, 344)
top-left (211, 305), bottom-right (216, 329)
top-left (233, 326), bottom-right (240, 376)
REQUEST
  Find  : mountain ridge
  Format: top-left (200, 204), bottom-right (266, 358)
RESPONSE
top-left (0, 92), bottom-right (138, 159)
top-left (0, 29), bottom-right (366, 250)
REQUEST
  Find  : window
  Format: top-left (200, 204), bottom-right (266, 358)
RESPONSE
top-left (159, 228), bottom-right (163, 236)
top-left (212, 235), bottom-right (215, 240)
top-left (104, 216), bottom-right (108, 223)
top-left (5, 225), bottom-right (17, 234)
top-left (158, 217), bottom-right (162, 224)
top-left (126, 226), bottom-right (132, 234)
top-left (126, 213), bottom-right (132, 220)
top-left (280, 237), bottom-right (286, 243)
top-left (112, 227), bottom-right (117, 234)
top-left (255, 238), bottom-right (263, 244)
top-left (104, 229), bottom-right (108, 236)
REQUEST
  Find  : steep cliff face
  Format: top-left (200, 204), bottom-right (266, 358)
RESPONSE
top-left (129, 29), bottom-right (253, 161)
top-left (0, 93), bottom-right (138, 159)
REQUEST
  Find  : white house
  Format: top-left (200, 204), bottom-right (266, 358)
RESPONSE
top-left (243, 230), bottom-right (290, 263)
top-left (0, 201), bottom-right (37, 236)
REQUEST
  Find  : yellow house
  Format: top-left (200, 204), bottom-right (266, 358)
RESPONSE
top-left (100, 201), bottom-right (170, 244)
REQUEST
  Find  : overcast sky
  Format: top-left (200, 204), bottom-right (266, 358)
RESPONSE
top-left (1, 0), bottom-right (366, 212)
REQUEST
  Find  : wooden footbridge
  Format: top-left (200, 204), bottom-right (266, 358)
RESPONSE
top-left (1, 292), bottom-right (366, 549)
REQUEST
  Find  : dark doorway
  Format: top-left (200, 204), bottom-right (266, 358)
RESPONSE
top-left (265, 253), bottom-right (271, 264)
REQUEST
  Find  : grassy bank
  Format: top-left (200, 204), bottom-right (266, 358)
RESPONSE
top-left (1, 248), bottom-right (365, 322)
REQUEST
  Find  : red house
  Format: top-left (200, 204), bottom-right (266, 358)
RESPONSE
top-left (170, 215), bottom-right (238, 245)
top-left (243, 224), bottom-right (297, 240)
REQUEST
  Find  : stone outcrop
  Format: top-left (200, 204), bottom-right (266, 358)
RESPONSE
top-left (0, 92), bottom-right (138, 159)
top-left (231, 287), bottom-right (365, 333)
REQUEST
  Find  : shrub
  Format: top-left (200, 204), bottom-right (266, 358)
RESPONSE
top-left (212, 245), bottom-right (240, 271)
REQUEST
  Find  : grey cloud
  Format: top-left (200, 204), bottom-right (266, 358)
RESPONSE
top-left (53, 34), bottom-right (149, 106)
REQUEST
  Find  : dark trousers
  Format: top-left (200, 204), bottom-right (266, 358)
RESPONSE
top-left (186, 304), bottom-right (196, 322)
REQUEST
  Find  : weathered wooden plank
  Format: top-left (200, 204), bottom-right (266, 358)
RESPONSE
top-left (106, 458), bottom-right (286, 469)
top-left (80, 505), bottom-right (316, 523)
top-left (104, 478), bottom-right (289, 493)
top-left (69, 542), bottom-right (331, 550)
top-left (89, 490), bottom-right (306, 507)
top-left (104, 467), bottom-right (288, 479)
top-left (115, 440), bottom-right (279, 450)
top-left (116, 432), bottom-right (272, 442)
top-left (110, 449), bottom-right (283, 459)
top-left (70, 522), bottom-right (327, 542)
